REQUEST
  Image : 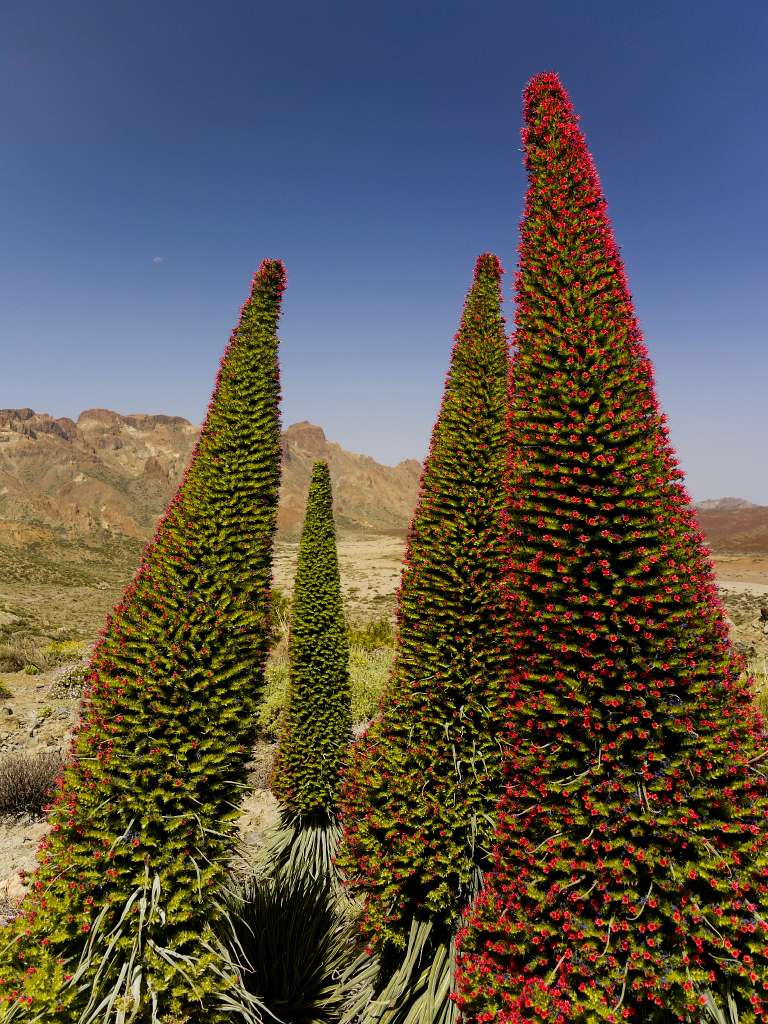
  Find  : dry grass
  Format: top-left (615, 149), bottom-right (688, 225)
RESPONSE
top-left (249, 740), bottom-right (277, 791)
top-left (0, 750), bottom-right (63, 816)
top-left (0, 637), bottom-right (50, 674)
top-left (750, 658), bottom-right (768, 719)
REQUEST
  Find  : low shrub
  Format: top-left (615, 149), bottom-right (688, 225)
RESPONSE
top-left (0, 638), bottom-right (48, 674)
top-left (0, 750), bottom-right (63, 815)
top-left (43, 639), bottom-right (91, 665)
top-left (751, 658), bottom-right (768, 719)
top-left (257, 643), bottom-right (393, 741)
top-left (270, 587), bottom-right (292, 646)
top-left (348, 645), bottom-right (392, 722)
top-left (248, 739), bottom-right (277, 791)
top-left (257, 654), bottom-right (290, 739)
top-left (48, 659), bottom-right (90, 699)
top-left (347, 615), bottom-right (393, 651)
top-left (0, 636), bottom-right (88, 674)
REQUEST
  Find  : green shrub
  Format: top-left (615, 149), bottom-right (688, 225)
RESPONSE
top-left (348, 645), bottom-right (392, 723)
top-left (219, 867), bottom-right (363, 1024)
top-left (751, 658), bottom-right (768, 718)
top-left (43, 639), bottom-right (91, 665)
top-left (270, 586), bottom-right (292, 646)
top-left (0, 636), bottom-right (85, 675)
top-left (257, 653), bottom-right (291, 739)
top-left (347, 615), bottom-right (393, 651)
top-left (257, 643), bottom-right (392, 741)
top-left (0, 260), bottom-right (286, 1022)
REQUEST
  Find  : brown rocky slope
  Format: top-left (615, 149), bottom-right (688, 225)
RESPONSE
top-left (1, 405), bottom-right (765, 557)
top-left (694, 502), bottom-right (768, 556)
top-left (0, 409), bottom-right (421, 541)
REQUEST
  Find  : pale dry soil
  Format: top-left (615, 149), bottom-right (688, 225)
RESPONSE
top-left (273, 535), bottom-right (405, 618)
top-left (713, 554), bottom-right (768, 593)
top-left (0, 537), bottom-right (766, 913)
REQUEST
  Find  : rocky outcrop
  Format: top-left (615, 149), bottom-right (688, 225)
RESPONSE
top-left (0, 409), bottom-right (422, 542)
top-left (278, 422), bottom-right (422, 536)
top-left (0, 407), bottom-right (197, 539)
top-left (697, 497), bottom-right (758, 511)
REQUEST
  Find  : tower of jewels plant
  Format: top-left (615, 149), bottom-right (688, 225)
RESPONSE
top-left (221, 464), bottom-right (355, 1020)
top-left (269, 459), bottom-right (351, 875)
top-left (455, 73), bottom-right (768, 1024)
top-left (339, 253), bottom-right (511, 1022)
top-left (0, 260), bottom-right (286, 1022)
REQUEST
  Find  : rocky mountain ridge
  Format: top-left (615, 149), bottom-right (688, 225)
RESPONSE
top-left (0, 408), bottom-right (421, 541)
top-left (697, 497), bottom-right (758, 511)
top-left (0, 406), bottom-right (766, 553)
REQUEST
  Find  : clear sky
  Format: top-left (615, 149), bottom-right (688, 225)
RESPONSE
top-left (1, 1), bottom-right (766, 501)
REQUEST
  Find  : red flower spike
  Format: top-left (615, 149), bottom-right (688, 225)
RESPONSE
top-left (454, 74), bottom-right (768, 1024)
top-left (339, 256), bottom-right (512, 961)
top-left (0, 261), bottom-right (286, 1018)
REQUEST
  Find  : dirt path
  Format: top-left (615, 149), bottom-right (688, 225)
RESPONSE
top-left (717, 580), bottom-right (768, 596)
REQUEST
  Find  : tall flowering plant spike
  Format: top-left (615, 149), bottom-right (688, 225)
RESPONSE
top-left (0, 260), bottom-right (286, 1022)
top-left (339, 254), bottom-right (511, 958)
top-left (455, 73), bottom-right (768, 1024)
top-left (272, 459), bottom-right (351, 819)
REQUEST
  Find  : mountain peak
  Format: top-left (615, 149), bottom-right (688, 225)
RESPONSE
top-left (0, 408), bottom-right (422, 542)
top-left (283, 421), bottom-right (328, 453)
top-left (697, 497), bottom-right (758, 511)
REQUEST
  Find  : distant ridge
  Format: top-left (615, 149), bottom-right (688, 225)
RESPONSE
top-left (0, 407), bottom-right (766, 555)
top-left (279, 421), bottom-right (421, 536)
top-left (0, 408), bottom-right (421, 543)
top-left (696, 497), bottom-right (758, 511)
top-left (694, 500), bottom-right (768, 556)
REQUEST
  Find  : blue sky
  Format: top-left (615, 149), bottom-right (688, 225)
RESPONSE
top-left (1, 1), bottom-right (766, 501)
